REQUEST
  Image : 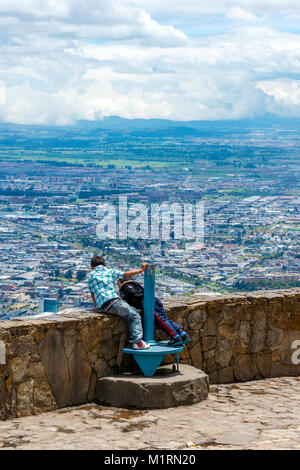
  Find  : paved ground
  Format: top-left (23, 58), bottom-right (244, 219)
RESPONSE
top-left (0, 377), bottom-right (299, 450)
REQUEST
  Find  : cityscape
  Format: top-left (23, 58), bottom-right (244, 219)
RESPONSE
top-left (0, 118), bottom-right (299, 319)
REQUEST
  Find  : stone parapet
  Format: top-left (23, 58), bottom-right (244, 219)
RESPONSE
top-left (0, 288), bottom-right (299, 420)
top-left (163, 288), bottom-right (300, 384)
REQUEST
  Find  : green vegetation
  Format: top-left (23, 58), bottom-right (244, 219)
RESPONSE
top-left (235, 279), bottom-right (300, 291)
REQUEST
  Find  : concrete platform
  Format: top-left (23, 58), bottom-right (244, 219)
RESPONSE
top-left (96, 364), bottom-right (209, 409)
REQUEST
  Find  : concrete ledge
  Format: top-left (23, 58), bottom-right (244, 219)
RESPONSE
top-left (96, 364), bottom-right (209, 409)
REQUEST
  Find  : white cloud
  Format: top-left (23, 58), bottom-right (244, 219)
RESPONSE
top-left (226, 7), bottom-right (259, 22)
top-left (126, 0), bottom-right (300, 18)
top-left (0, 1), bottom-right (187, 45)
top-left (257, 78), bottom-right (300, 115)
top-left (0, 1), bottom-right (299, 123)
top-left (0, 82), bottom-right (5, 104)
top-left (0, 0), bottom-right (69, 19)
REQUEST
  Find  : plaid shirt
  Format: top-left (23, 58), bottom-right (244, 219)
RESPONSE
top-left (88, 265), bottom-right (125, 309)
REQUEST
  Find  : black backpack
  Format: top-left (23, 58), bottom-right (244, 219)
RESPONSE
top-left (119, 280), bottom-right (144, 310)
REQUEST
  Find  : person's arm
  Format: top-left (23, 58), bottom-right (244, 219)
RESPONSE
top-left (88, 274), bottom-right (97, 309)
top-left (91, 292), bottom-right (97, 310)
top-left (123, 262), bottom-right (148, 279)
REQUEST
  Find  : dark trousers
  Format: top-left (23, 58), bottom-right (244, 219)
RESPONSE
top-left (154, 297), bottom-right (183, 339)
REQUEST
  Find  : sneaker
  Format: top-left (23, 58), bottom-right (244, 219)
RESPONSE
top-left (180, 333), bottom-right (191, 345)
top-left (168, 336), bottom-right (183, 347)
top-left (132, 340), bottom-right (151, 350)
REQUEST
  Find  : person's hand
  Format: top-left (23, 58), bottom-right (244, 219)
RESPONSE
top-left (141, 262), bottom-right (148, 272)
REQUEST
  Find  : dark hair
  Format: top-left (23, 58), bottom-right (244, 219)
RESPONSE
top-left (91, 255), bottom-right (106, 268)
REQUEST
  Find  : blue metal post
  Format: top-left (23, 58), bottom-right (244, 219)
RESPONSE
top-left (122, 262), bottom-right (185, 376)
top-left (143, 264), bottom-right (155, 343)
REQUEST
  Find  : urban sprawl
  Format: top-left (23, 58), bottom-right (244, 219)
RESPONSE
top-left (0, 119), bottom-right (299, 319)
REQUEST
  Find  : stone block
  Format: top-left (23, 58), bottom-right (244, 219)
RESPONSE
top-left (267, 297), bottom-right (290, 330)
top-left (218, 366), bottom-right (234, 383)
top-left (222, 302), bottom-right (243, 323)
top-left (206, 299), bottom-right (224, 316)
top-left (69, 341), bottom-right (91, 404)
top-left (33, 378), bottom-right (56, 414)
top-left (266, 323), bottom-right (284, 352)
top-left (98, 336), bottom-right (120, 362)
top-left (201, 318), bottom-right (216, 336)
top-left (208, 370), bottom-right (218, 384)
top-left (17, 379), bottom-right (34, 417)
top-left (204, 349), bottom-right (216, 373)
top-left (7, 333), bottom-right (37, 358)
top-left (254, 353), bottom-right (272, 378)
top-left (9, 355), bottom-right (31, 384)
top-left (0, 375), bottom-right (9, 420)
top-left (96, 365), bottom-right (209, 409)
top-left (28, 361), bottom-right (46, 379)
top-left (190, 341), bottom-right (203, 369)
top-left (218, 323), bottom-right (236, 341)
top-left (215, 338), bottom-right (232, 368)
top-left (63, 329), bottom-right (78, 359)
top-left (291, 311), bottom-right (300, 331)
top-left (270, 362), bottom-right (300, 378)
top-left (234, 354), bottom-right (255, 382)
top-left (239, 301), bottom-right (252, 321)
top-left (232, 321), bottom-right (250, 353)
top-left (187, 308), bottom-right (207, 330)
top-left (94, 358), bottom-right (112, 378)
top-left (250, 311), bottom-right (267, 353)
top-left (39, 329), bottom-right (72, 407)
top-left (201, 336), bottom-right (216, 352)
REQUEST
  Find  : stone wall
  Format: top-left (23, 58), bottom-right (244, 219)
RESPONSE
top-left (0, 288), bottom-right (299, 420)
top-left (163, 288), bottom-right (300, 384)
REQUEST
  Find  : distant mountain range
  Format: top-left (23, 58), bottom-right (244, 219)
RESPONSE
top-left (75, 115), bottom-right (300, 131)
top-left (0, 114), bottom-right (300, 144)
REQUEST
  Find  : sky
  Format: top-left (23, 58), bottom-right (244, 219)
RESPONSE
top-left (0, 0), bottom-right (300, 124)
